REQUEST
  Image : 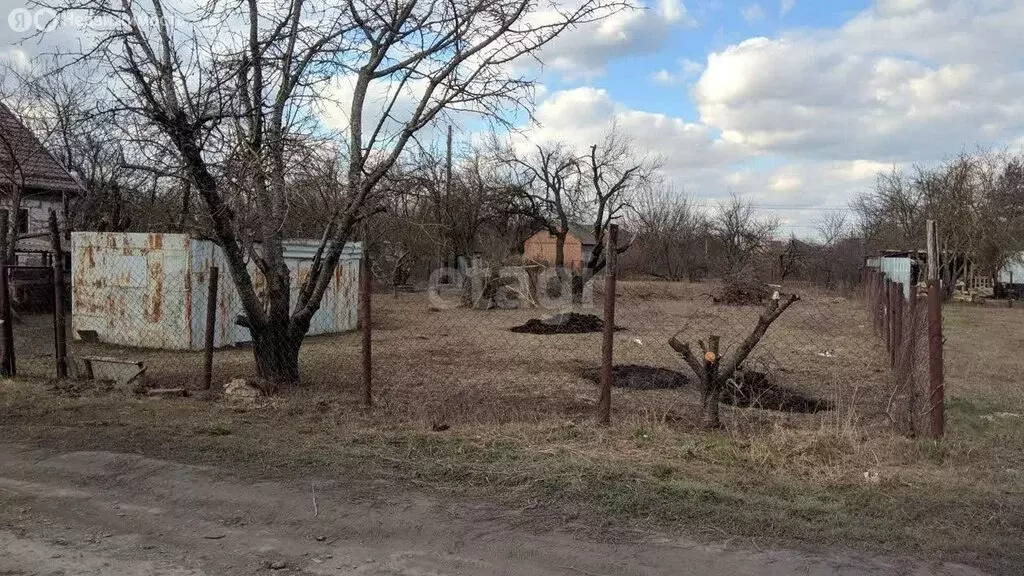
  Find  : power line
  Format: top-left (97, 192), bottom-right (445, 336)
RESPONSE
top-left (690, 202), bottom-right (852, 212)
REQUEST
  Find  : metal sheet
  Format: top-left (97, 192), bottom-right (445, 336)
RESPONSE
top-left (72, 232), bottom-right (361, 350)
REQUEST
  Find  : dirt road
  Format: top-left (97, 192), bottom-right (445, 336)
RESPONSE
top-left (0, 443), bottom-right (988, 576)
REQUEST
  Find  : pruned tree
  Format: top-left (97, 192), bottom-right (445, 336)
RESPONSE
top-left (36, 0), bottom-right (621, 388)
top-left (669, 291), bottom-right (800, 429)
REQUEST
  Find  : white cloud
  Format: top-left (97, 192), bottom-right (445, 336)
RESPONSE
top-left (534, 0), bottom-right (696, 79)
top-left (693, 0), bottom-right (1024, 162)
top-left (659, 0), bottom-right (685, 22)
top-left (741, 3), bottom-right (766, 23)
top-left (648, 58), bottom-right (704, 85)
top-left (520, 87), bottom-right (746, 180)
top-left (780, 0), bottom-right (795, 17)
top-left (650, 69), bottom-right (677, 85)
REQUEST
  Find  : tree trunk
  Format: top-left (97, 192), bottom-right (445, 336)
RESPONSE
top-left (701, 336), bottom-right (721, 429)
top-left (701, 381), bottom-right (722, 429)
top-left (251, 319), bottom-right (302, 388)
top-left (554, 233), bottom-right (566, 269)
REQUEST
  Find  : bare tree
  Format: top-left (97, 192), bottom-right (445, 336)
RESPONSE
top-left (854, 150), bottom-right (1024, 295)
top-left (579, 128), bottom-right (658, 279)
top-left (36, 0), bottom-right (620, 387)
top-left (711, 194), bottom-right (778, 275)
top-left (496, 139), bottom-right (582, 269)
top-left (627, 185), bottom-right (707, 281)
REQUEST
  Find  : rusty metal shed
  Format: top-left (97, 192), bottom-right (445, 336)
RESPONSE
top-left (71, 232), bottom-right (362, 350)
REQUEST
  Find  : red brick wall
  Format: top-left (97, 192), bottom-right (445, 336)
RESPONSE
top-left (523, 231), bottom-right (584, 270)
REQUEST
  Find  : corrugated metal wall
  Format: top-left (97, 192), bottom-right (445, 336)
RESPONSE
top-left (998, 253), bottom-right (1024, 284)
top-left (864, 256), bottom-right (916, 298)
top-left (72, 232), bottom-right (361, 350)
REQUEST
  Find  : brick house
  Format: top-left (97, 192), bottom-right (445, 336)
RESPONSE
top-left (522, 224), bottom-right (597, 271)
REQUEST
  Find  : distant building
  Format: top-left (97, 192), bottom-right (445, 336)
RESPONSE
top-left (865, 250), bottom-right (923, 299)
top-left (522, 224), bottom-right (597, 271)
top-left (996, 253), bottom-right (1024, 299)
top-left (0, 100), bottom-right (82, 256)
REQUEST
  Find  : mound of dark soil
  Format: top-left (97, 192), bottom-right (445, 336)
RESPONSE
top-left (510, 312), bottom-right (618, 335)
top-left (580, 364), bottom-right (689, 390)
top-left (722, 370), bottom-right (832, 413)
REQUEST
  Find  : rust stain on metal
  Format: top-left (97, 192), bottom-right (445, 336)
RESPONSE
top-left (145, 259), bottom-right (164, 323)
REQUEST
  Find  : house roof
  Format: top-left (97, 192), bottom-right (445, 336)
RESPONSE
top-left (531, 223), bottom-right (597, 245)
top-left (0, 101), bottom-right (82, 195)
top-left (567, 223), bottom-right (597, 246)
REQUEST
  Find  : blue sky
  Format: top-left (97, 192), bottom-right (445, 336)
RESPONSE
top-left (508, 0), bottom-right (1024, 235)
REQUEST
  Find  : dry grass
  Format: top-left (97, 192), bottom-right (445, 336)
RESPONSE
top-left (2, 280), bottom-right (1024, 573)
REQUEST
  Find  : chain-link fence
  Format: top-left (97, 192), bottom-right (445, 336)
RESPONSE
top-left (862, 267), bottom-right (943, 437)
top-left (1, 257), bottom-right (61, 380)
top-left (0, 228), bottom-right (948, 438)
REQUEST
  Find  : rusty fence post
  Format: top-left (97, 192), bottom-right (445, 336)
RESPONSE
top-left (883, 278), bottom-right (892, 357)
top-left (893, 283), bottom-right (904, 370)
top-left (903, 288), bottom-right (920, 435)
top-left (360, 250), bottom-right (372, 407)
top-left (0, 209), bottom-right (12, 378)
top-left (875, 272), bottom-right (885, 335)
top-left (203, 266), bottom-right (219, 390)
top-left (0, 263), bottom-right (13, 378)
top-left (48, 211), bottom-right (67, 380)
top-left (598, 224), bottom-right (619, 425)
top-left (927, 279), bottom-right (945, 438)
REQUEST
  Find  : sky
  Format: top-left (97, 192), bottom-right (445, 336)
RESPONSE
top-left (4, 0), bottom-right (1024, 237)
top-left (509, 0), bottom-right (1024, 235)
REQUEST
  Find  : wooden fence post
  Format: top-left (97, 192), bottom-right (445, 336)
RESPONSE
top-left (598, 224), bottom-right (619, 425)
top-left (203, 266), bottom-right (219, 390)
top-left (928, 280), bottom-right (945, 438)
top-left (360, 249), bottom-right (372, 407)
top-left (48, 211), bottom-right (67, 380)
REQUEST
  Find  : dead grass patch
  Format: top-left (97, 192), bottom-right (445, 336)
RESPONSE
top-left (2, 281), bottom-right (1023, 573)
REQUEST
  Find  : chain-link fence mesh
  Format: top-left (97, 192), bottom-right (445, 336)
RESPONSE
top-left (4, 259), bottom-right (59, 380)
top-left (863, 267), bottom-right (941, 437)
top-left (1, 229), bottom-right (950, 438)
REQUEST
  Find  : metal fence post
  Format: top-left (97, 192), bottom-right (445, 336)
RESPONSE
top-left (49, 211), bottom-right (67, 380)
top-left (203, 266), bottom-right (219, 390)
top-left (598, 224), bottom-right (618, 425)
top-left (883, 278), bottom-right (892, 357)
top-left (360, 249), bottom-right (372, 407)
top-left (0, 209), bottom-right (12, 378)
top-left (893, 283), bottom-right (904, 371)
top-left (0, 263), bottom-right (13, 378)
top-left (928, 279), bottom-right (945, 438)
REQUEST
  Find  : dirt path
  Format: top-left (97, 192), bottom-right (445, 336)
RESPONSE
top-left (0, 443), bottom-right (987, 576)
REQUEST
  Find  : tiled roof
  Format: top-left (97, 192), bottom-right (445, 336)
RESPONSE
top-left (0, 101), bottom-right (82, 195)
